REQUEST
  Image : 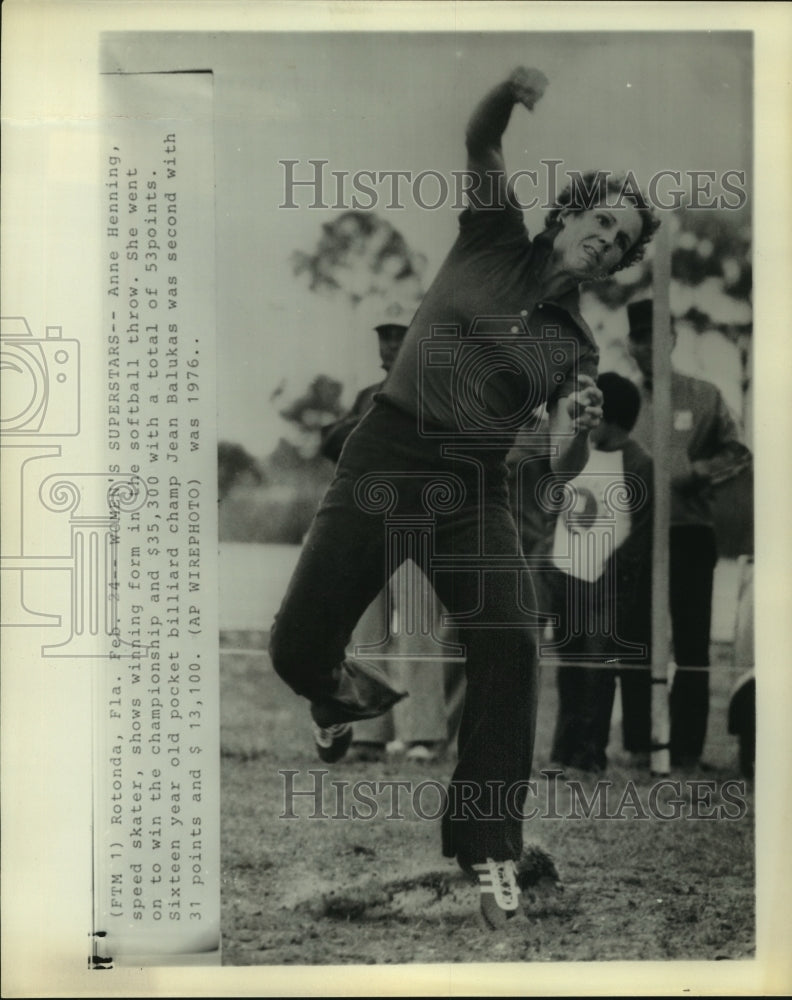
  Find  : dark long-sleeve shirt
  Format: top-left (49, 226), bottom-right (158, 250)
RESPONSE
top-left (379, 78), bottom-right (599, 441)
top-left (631, 371), bottom-right (751, 527)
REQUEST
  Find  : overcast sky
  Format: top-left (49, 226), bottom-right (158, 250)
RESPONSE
top-left (103, 31), bottom-right (752, 456)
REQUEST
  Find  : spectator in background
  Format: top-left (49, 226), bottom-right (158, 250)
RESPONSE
top-left (544, 373), bottom-right (653, 773)
top-left (320, 322), bottom-right (459, 763)
top-left (319, 323), bottom-right (407, 464)
top-left (626, 299), bottom-right (752, 769)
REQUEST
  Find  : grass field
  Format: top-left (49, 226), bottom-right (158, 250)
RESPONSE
top-left (219, 633), bottom-right (754, 967)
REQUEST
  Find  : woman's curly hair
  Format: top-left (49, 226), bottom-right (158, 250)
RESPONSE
top-left (544, 170), bottom-right (661, 273)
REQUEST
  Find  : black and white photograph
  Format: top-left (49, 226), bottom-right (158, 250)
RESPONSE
top-left (2, 2), bottom-right (792, 996)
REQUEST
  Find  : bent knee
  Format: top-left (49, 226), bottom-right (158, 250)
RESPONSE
top-left (269, 616), bottom-right (330, 695)
top-left (268, 619), bottom-right (297, 682)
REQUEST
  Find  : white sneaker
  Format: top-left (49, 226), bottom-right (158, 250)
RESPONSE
top-left (471, 857), bottom-right (521, 928)
top-left (405, 742), bottom-right (441, 762)
top-left (312, 720), bottom-right (352, 763)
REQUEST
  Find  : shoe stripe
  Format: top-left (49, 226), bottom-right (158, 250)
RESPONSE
top-left (472, 859), bottom-right (520, 910)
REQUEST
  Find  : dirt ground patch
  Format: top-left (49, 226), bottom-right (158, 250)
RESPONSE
top-left (219, 640), bottom-right (754, 967)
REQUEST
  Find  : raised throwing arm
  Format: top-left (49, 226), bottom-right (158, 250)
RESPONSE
top-left (464, 67), bottom-right (548, 209)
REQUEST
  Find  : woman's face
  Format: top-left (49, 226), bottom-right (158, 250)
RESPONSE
top-left (553, 204), bottom-right (643, 281)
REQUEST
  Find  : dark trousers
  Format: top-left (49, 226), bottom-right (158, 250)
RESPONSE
top-left (270, 401), bottom-right (540, 866)
top-left (620, 663), bottom-right (652, 754)
top-left (551, 661), bottom-right (616, 772)
top-left (669, 524), bottom-right (718, 763)
top-left (616, 524), bottom-right (717, 761)
top-left (545, 568), bottom-right (638, 772)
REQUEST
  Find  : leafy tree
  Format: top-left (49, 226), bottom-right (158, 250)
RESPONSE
top-left (218, 441), bottom-right (263, 501)
top-left (274, 373), bottom-right (345, 463)
top-left (278, 374), bottom-right (345, 431)
top-left (292, 210), bottom-right (426, 316)
top-left (266, 211), bottom-right (428, 473)
top-left (588, 205), bottom-right (752, 340)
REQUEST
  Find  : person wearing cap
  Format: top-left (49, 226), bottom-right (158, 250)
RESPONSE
top-left (319, 322), bottom-right (458, 763)
top-left (319, 323), bottom-right (408, 462)
top-left (270, 67), bottom-right (659, 929)
top-left (625, 298), bottom-right (752, 769)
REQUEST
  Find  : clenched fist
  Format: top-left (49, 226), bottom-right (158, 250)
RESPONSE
top-left (566, 374), bottom-right (603, 433)
top-left (509, 67), bottom-right (549, 110)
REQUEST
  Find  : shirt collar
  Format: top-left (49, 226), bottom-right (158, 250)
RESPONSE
top-left (529, 224), bottom-right (597, 348)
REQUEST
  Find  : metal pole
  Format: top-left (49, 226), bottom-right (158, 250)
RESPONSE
top-left (651, 216), bottom-right (673, 776)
